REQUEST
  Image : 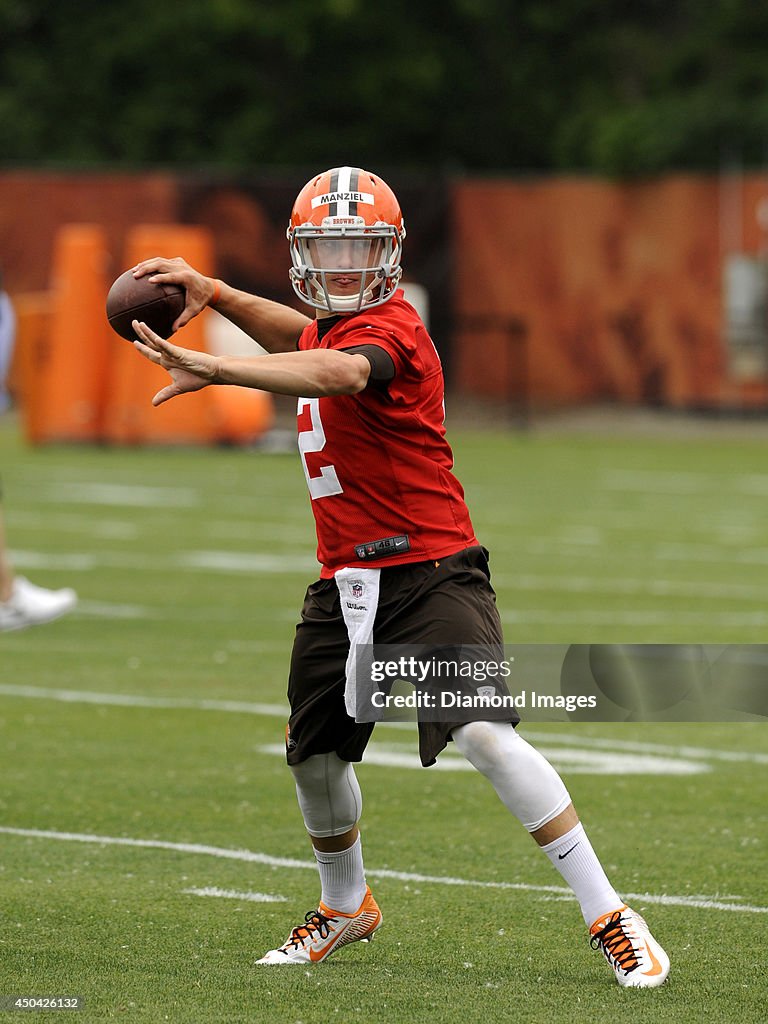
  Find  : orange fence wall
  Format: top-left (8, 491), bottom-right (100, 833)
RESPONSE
top-left (11, 222), bottom-right (273, 446)
top-left (0, 172), bottom-right (277, 445)
top-left (452, 173), bottom-right (768, 407)
top-left (0, 171), bottom-right (179, 293)
top-left (4, 170), bottom-right (768, 414)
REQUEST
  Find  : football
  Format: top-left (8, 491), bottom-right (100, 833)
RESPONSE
top-left (106, 269), bottom-right (185, 341)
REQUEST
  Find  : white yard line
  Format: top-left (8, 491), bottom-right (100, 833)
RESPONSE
top-left (519, 537), bottom-right (768, 566)
top-left (177, 551), bottom-right (317, 574)
top-left (182, 887), bottom-right (287, 903)
top-left (494, 573), bottom-right (768, 603)
top-left (9, 549), bottom-right (318, 576)
top-left (520, 730), bottom-right (768, 765)
top-left (0, 684), bottom-right (287, 717)
top-left (19, 539), bottom-right (768, 595)
top-left (40, 482), bottom-right (201, 507)
top-left (653, 542), bottom-right (768, 566)
top-left (256, 742), bottom-right (710, 776)
top-left (207, 522), bottom-right (312, 543)
top-left (502, 609), bottom-right (768, 626)
top-left (74, 601), bottom-right (151, 620)
top-left (9, 550), bottom-right (106, 571)
top-left (0, 683), bottom-right (765, 765)
top-left (0, 825), bottom-right (764, 914)
top-left (5, 512), bottom-right (140, 539)
top-left (11, 541), bottom-right (768, 598)
top-left (601, 469), bottom-right (768, 496)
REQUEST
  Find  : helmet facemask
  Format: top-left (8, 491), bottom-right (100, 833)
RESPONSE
top-left (288, 216), bottom-right (404, 313)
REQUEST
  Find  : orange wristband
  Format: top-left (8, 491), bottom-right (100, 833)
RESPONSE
top-left (210, 279), bottom-right (221, 306)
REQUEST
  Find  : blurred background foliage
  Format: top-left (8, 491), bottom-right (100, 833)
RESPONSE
top-left (1, 0), bottom-right (768, 175)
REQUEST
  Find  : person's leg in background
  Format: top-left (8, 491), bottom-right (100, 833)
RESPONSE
top-left (0, 486), bottom-right (78, 631)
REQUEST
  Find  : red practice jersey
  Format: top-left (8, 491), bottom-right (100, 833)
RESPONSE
top-left (296, 290), bottom-right (478, 576)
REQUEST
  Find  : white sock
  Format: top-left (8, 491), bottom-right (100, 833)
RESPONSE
top-left (539, 823), bottom-right (623, 926)
top-left (313, 836), bottom-right (367, 914)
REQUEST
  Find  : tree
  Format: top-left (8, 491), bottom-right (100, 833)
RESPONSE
top-left (1, 0), bottom-right (768, 174)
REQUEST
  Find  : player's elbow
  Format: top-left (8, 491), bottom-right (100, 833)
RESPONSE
top-left (325, 353), bottom-right (370, 395)
top-left (345, 357), bottom-right (371, 394)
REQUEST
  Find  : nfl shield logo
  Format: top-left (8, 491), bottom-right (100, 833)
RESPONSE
top-left (350, 580), bottom-right (365, 599)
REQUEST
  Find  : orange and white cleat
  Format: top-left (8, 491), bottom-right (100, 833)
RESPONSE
top-left (590, 905), bottom-right (670, 988)
top-left (256, 887), bottom-right (382, 964)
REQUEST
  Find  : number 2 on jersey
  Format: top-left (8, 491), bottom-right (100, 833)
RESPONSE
top-left (297, 397), bottom-right (343, 499)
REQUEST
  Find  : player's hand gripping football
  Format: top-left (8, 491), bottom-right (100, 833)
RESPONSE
top-left (132, 256), bottom-right (216, 332)
top-left (132, 320), bottom-right (221, 406)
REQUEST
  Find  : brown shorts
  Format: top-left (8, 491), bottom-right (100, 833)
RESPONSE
top-left (285, 546), bottom-right (519, 767)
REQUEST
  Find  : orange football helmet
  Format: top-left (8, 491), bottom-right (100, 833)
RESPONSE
top-left (288, 166), bottom-right (406, 313)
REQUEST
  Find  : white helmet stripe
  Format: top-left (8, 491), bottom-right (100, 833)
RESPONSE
top-left (335, 166), bottom-right (353, 216)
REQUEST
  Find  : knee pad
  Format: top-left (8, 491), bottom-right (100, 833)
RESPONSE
top-left (290, 752), bottom-right (363, 838)
top-left (452, 721), bottom-right (571, 832)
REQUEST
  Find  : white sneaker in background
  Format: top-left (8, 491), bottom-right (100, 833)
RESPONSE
top-left (0, 576), bottom-right (78, 632)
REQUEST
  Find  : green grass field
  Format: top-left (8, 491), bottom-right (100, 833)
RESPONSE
top-left (0, 416), bottom-right (766, 1023)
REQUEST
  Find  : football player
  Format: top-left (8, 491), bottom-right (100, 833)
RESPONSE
top-left (131, 167), bottom-right (669, 988)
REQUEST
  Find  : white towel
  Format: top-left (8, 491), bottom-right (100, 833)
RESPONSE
top-left (335, 567), bottom-right (381, 719)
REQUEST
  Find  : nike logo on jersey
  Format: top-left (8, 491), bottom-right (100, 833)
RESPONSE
top-left (354, 534), bottom-right (410, 560)
top-left (558, 843), bottom-right (580, 860)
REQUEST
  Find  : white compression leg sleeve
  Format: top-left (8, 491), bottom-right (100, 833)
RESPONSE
top-left (290, 752), bottom-right (363, 838)
top-left (452, 721), bottom-right (571, 832)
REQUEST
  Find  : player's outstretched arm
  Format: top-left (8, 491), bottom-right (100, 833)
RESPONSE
top-left (131, 320), bottom-right (221, 406)
top-left (133, 320), bottom-right (370, 405)
top-left (132, 257), bottom-right (312, 352)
